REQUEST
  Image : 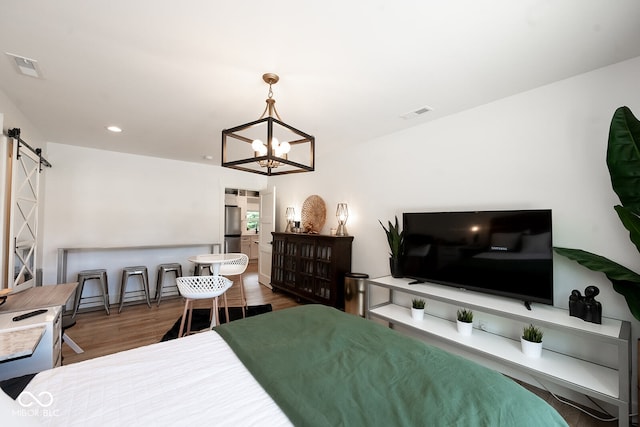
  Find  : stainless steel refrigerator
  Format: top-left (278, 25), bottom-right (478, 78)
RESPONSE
top-left (224, 205), bottom-right (242, 253)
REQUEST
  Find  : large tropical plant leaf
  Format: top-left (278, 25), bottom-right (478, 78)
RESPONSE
top-left (611, 279), bottom-right (640, 322)
top-left (554, 247), bottom-right (640, 320)
top-left (536, 107), bottom-right (640, 320)
top-left (554, 247), bottom-right (640, 281)
top-left (614, 205), bottom-right (640, 253)
top-left (607, 106), bottom-right (640, 210)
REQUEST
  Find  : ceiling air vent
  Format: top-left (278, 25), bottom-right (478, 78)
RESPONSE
top-left (401, 105), bottom-right (433, 120)
top-left (6, 52), bottom-right (42, 78)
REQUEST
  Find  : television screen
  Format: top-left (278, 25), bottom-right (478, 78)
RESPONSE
top-left (401, 209), bottom-right (553, 305)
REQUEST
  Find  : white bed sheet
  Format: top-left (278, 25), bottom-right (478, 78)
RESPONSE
top-left (23, 331), bottom-right (292, 426)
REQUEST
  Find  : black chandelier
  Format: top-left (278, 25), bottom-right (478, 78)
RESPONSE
top-left (221, 73), bottom-right (315, 176)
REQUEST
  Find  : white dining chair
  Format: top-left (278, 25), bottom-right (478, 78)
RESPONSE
top-left (175, 275), bottom-right (233, 337)
top-left (218, 253), bottom-right (249, 318)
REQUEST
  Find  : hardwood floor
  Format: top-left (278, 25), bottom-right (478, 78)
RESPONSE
top-left (61, 261), bottom-right (300, 364)
top-left (60, 262), bottom-right (614, 426)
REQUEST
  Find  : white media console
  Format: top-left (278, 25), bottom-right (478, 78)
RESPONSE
top-left (366, 276), bottom-right (631, 427)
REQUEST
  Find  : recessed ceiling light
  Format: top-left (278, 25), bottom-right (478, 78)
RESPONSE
top-left (6, 52), bottom-right (42, 79)
top-left (106, 126), bottom-right (122, 133)
top-left (203, 155), bottom-right (213, 160)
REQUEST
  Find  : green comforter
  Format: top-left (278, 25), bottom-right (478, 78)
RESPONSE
top-left (215, 305), bottom-right (567, 427)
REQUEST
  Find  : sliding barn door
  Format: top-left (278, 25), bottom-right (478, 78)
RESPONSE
top-left (7, 137), bottom-right (42, 291)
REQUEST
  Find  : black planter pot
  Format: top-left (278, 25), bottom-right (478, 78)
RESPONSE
top-left (389, 257), bottom-right (403, 278)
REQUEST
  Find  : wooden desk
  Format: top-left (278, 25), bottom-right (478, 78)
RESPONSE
top-left (0, 282), bottom-right (78, 314)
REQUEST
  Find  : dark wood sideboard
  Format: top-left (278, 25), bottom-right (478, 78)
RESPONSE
top-left (270, 232), bottom-right (353, 309)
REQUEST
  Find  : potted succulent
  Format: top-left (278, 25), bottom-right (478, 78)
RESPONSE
top-left (521, 324), bottom-right (543, 358)
top-left (411, 298), bottom-right (426, 321)
top-left (456, 308), bottom-right (473, 336)
top-left (379, 216), bottom-right (404, 278)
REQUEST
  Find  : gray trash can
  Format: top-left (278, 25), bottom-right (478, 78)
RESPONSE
top-left (344, 273), bottom-right (369, 317)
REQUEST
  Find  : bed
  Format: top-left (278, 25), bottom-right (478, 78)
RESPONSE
top-left (4, 305), bottom-right (567, 426)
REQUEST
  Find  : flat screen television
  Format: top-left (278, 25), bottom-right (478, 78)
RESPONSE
top-left (401, 209), bottom-right (553, 306)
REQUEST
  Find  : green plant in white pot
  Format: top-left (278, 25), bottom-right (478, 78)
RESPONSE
top-left (411, 298), bottom-right (426, 321)
top-left (456, 308), bottom-right (473, 336)
top-left (521, 324), bottom-right (543, 358)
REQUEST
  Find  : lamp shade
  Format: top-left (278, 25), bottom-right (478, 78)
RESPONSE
top-left (286, 207), bottom-right (296, 221)
top-left (336, 203), bottom-right (348, 222)
top-left (285, 207), bottom-right (296, 232)
top-left (336, 203), bottom-right (348, 236)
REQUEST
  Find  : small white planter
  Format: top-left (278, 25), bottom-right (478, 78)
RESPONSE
top-left (456, 320), bottom-right (473, 336)
top-left (521, 337), bottom-right (543, 358)
top-left (411, 307), bottom-right (425, 321)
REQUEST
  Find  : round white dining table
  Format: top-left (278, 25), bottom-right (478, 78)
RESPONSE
top-left (187, 253), bottom-right (243, 276)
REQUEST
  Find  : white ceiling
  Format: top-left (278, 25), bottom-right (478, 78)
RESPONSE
top-left (1, 1), bottom-right (640, 166)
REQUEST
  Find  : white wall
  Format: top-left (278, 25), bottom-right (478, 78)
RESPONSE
top-left (274, 56), bottom-right (640, 321)
top-left (40, 143), bottom-right (267, 286)
top-left (272, 56), bottom-right (640, 410)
